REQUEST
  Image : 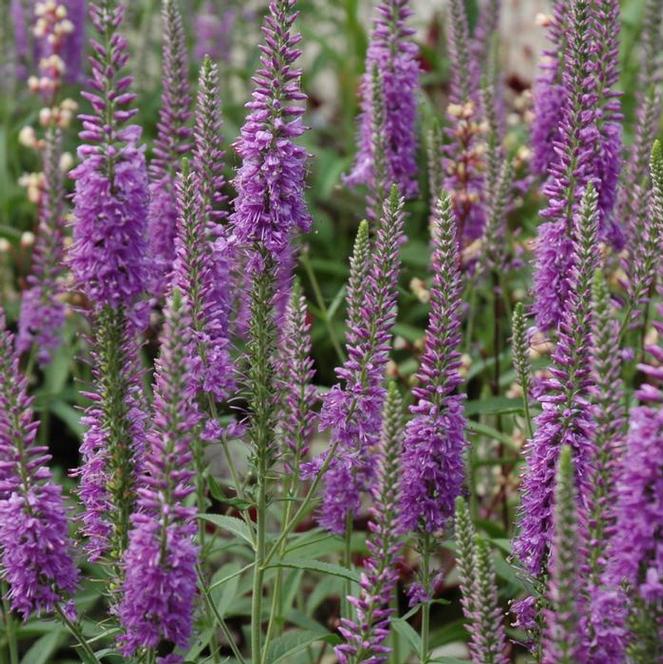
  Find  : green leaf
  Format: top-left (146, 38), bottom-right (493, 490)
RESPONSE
top-left (465, 397), bottom-right (523, 417)
top-left (266, 558), bottom-right (360, 583)
top-left (264, 629), bottom-right (337, 663)
top-left (466, 421), bottom-right (519, 450)
top-left (21, 630), bottom-right (65, 664)
top-left (48, 400), bottom-right (84, 437)
top-left (199, 514), bottom-right (254, 548)
top-left (391, 617), bottom-right (421, 655)
top-left (211, 561), bottom-right (243, 618)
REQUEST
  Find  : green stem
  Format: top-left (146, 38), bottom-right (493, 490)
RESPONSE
top-left (1, 588), bottom-right (17, 664)
top-left (301, 251), bottom-right (346, 364)
top-left (342, 513), bottom-right (353, 619)
top-left (197, 566), bottom-right (246, 664)
top-left (251, 479), bottom-right (268, 663)
top-left (420, 535), bottom-right (432, 664)
top-left (262, 438), bottom-right (341, 568)
top-left (54, 605), bottom-right (101, 664)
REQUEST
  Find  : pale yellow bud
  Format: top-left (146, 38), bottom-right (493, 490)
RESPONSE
top-left (21, 231), bottom-right (36, 248)
top-left (0, 238), bottom-right (11, 253)
top-left (55, 4), bottom-right (68, 19)
top-left (28, 76), bottom-right (40, 93)
top-left (39, 107), bottom-right (53, 127)
top-left (535, 12), bottom-right (553, 28)
top-left (19, 126), bottom-right (37, 148)
top-left (410, 277), bottom-right (430, 304)
top-left (59, 152), bottom-right (74, 172)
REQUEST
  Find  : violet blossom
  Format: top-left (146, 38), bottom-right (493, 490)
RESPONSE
top-left (69, 0), bottom-right (149, 311)
top-left (147, 0), bottom-right (193, 298)
top-left (344, 0), bottom-right (420, 199)
top-left (0, 318), bottom-right (78, 619)
top-left (515, 185), bottom-right (599, 578)
top-left (118, 290), bottom-right (199, 661)
top-left (400, 193), bottom-right (466, 534)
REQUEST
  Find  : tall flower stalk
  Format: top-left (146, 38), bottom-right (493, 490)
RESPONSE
top-left (70, 0), bottom-right (149, 566)
top-left (17, 2), bottom-right (79, 365)
top-left (455, 499), bottom-right (508, 664)
top-left (444, 0), bottom-right (485, 240)
top-left (315, 187), bottom-right (404, 535)
top-left (0, 319), bottom-right (78, 620)
top-left (117, 290), bottom-right (199, 662)
top-left (533, 0), bottom-right (599, 332)
top-left (399, 193), bottom-right (465, 662)
top-left (344, 0), bottom-right (420, 199)
top-left (146, 0), bottom-right (192, 297)
top-left (542, 446), bottom-right (585, 664)
top-left (515, 185), bottom-right (599, 579)
top-left (335, 383), bottom-right (405, 664)
top-left (228, 1), bottom-right (310, 659)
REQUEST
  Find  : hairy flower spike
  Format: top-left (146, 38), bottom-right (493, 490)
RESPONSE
top-left (194, 56), bottom-right (227, 226)
top-left (194, 1), bottom-right (237, 64)
top-left (335, 383), bottom-right (405, 664)
top-left (118, 290), bottom-right (199, 660)
top-left (313, 187), bottom-right (405, 534)
top-left (70, 0), bottom-right (150, 309)
top-left (277, 279), bottom-right (317, 474)
top-left (17, 130), bottom-right (67, 365)
top-left (76, 308), bottom-right (148, 561)
top-left (444, 0), bottom-right (485, 240)
top-left (543, 446), bottom-right (585, 664)
top-left (147, 0), bottom-right (193, 297)
top-left (230, 0), bottom-right (311, 264)
top-left (481, 158), bottom-right (513, 273)
top-left (515, 185), bottom-right (599, 577)
top-left (345, 0), bottom-right (420, 199)
top-left (171, 160), bottom-right (234, 402)
top-left (530, 0), bottom-right (569, 177)
top-left (618, 0), bottom-right (663, 245)
top-left (533, 0), bottom-right (600, 331)
top-left (511, 302), bottom-right (533, 430)
top-left (0, 320), bottom-right (78, 619)
top-left (455, 500), bottom-right (508, 664)
top-left (400, 193), bottom-right (466, 534)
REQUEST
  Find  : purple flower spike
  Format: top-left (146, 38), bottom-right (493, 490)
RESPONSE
top-left (118, 290), bottom-right (200, 660)
top-left (336, 383), bottom-right (405, 664)
top-left (194, 1), bottom-right (237, 64)
top-left (76, 307), bottom-right (148, 561)
top-left (543, 446), bottom-right (586, 664)
top-left (171, 161), bottom-right (234, 402)
top-left (0, 319), bottom-right (78, 620)
top-left (277, 279), bottom-right (317, 474)
top-left (230, 0), bottom-right (311, 265)
top-left (11, 0), bottom-right (86, 82)
top-left (400, 193), bottom-right (466, 534)
top-left (312, 187), bottom-right (405, 534)
top-left (345, 0), bottom-right (420, 199)
top-left (530, 0), bottom-right (569, 177)
top-left (533, 0), bottom-right (599, 332)
top-left (515, 185), bottom-right (599, 578)
top-left (147, 0), bottom-right (193, 297)
top-left (17, 134), bottom-right (67, 366)
top-left (70, 0), bottom-right (149, 310)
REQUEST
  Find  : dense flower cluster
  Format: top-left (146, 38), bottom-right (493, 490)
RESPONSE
top-left (146, 0), bottom-right (193, 297)
top-left (118, 291), bottom-right (199, 661)
top-left (314, 188), bottom-right (405, 534)
top-left (0, 319), bottom-right (78, 619)
top-left (70, 0), bottom-right (150, 309)
top-left (344, 0), bottom-right (420, 199)
top-left (230, 0), bottom-right (311, 265)
top-left (400, 193), bottom-right (465, 534)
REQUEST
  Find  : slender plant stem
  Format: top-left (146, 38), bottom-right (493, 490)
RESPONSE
top-left (197, 566), bottom-right (246, 664)
top-left (54, 604), bottom-right (101, 664)
top-left (251, 479), bottom-right (268, 663)
top-left (420, 534), bottom-right (432, 664)
top-left (342, 513), bottom-right (353, 619)
top-left (262, 438), bottom-right (340, 568)
top-left (301, 251), bottom-right (346, 364)
top-left (1, 588), bottom-right (18, 664)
